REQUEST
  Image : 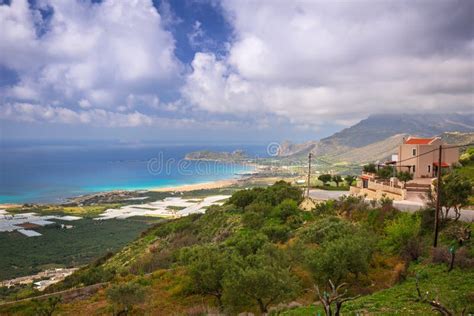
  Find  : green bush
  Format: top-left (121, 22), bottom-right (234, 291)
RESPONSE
top-left (223, 244), bottom-right (301, 313)
top-left (459, 147), bottom-right (474, 166)
top-left (244, 201), bottom-right (273, 217)
top-left (272, 199), bottom-right (299, 222)
top-left (306, 232), bottom-right (373, 283)
top-left (313, 200), bottom-right (336, 217)
top-left (297, 217), bottom-right (354, 244)
top-left (179, 245), bottom-right (231, 308)
top-left (227, 188), bottom-right (264, 209)
top-left (382, 213), bottom-right (422, 260)
top-left (106, 281), bottom-right (146, 315)
top-left (256, 181), bottom-right (303, 206)
top-left (242, 211), bottom-right (265, 230)
top-left (363, 163), bottom-right (377, 173)
top-left (261, 221), bottom-right (292, 243)
top-left (335, 195), bottom-right (369, 217)
top-left (377, 166), bottom-right (395, 179)
top-left (225, 231), bottom-right (269, 257)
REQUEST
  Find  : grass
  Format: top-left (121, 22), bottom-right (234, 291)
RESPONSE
top-left (6, 204), bottom-right (124, 218)
top-left (0, 217), bottom-right (160, 280)
top-left (282, 264), bottom-right (474, 315)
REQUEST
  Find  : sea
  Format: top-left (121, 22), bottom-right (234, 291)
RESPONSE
top-left (0, 140), bottom-right (268, 204)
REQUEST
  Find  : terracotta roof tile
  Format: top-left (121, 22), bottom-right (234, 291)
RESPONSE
top-left (404, 137), bottom-right (435, 145)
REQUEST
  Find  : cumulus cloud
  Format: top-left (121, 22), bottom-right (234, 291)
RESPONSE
top-left (0, 0), bottom-right (181, 110)
top-left (0, 101), bottom-right (250, 130)
top-left (183, 0), bottom-right (474, 126)
top-left (0, 102), bottom-right (154, 127)
top-left (1, 0), bottom-right (473, 132)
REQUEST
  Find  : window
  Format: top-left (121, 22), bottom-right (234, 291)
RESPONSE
top-left (428, 165), bottom-right (431, 173)
top-left (412, 148), bottom-right (416, 156)
top-left (413, 165), bottom-right (416, 173)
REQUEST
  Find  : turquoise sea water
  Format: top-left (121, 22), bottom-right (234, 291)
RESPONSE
top-left (0, 141), bottom-right (265, 203)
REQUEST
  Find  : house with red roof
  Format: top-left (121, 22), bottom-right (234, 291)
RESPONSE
top-left (350, 136), bottom-right (459, 201)
top-left (397, 136), bottom-right (459, 178)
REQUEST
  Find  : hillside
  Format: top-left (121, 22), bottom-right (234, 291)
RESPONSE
top-left (2, 181), bottom-right (473, 315)
top-left (322, 113), bottom-right (474, 148)
top-left (279, 114), bottom-right (474, 164)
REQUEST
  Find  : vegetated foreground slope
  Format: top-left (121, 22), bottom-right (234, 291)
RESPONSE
top-left (1, 181), bottom-right (472, 315)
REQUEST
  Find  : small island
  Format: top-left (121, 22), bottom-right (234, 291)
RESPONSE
top-left (184, 149), bottom-right (249, 162)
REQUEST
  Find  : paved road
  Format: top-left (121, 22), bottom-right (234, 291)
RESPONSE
top-left (308, 189), bottom-right (474, 222)
top-left (308, 189), bottom-right (347, 200)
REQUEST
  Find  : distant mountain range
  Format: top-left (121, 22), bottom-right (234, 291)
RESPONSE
top-left (278, 113), bottom-right (474, 164)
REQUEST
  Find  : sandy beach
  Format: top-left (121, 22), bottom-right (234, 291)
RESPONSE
top-left (150, 179), bottom-right (239, 192)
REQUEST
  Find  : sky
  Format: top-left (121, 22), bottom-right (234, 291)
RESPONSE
top-left (0, 0), bottom-right (473, 143)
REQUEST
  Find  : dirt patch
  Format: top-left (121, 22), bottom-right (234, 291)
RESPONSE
top-left (17, 222), bottom-right (41, 229)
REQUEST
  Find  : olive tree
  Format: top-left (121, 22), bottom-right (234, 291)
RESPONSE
top-left (442, 173), bottom-right (472, 221)
top-left (396, 171), bottom-right (413, 187)
top-left (332, 175), bottom-right (343, 187)
top-left (307, 233), bottom-right (373, 284)
top-left (430, 173), bottom-right (472, 221)
top-left (223, 244), bottom-right (300, 313)
top-left (318, 174), bottom-right (332, 186)
top-left (344, 175), bottom-right (356, 186)
top-left (179, 245), bottom-right (230, 309)
top-left (363, 163), bottom-right (376, 173)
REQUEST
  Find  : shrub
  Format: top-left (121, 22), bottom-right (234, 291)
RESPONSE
top-left (297, 217), bottom-right (354, 244)
top-left (419, 208), bottom-right (436, 233)
top-left (223, 244), bottom-right (301, 313)
top-left (229, 182), bottom-right (303, 209)
top-left (227, 188), bottom-right (264, 209)
top-left (363, 163), bottom-right (376, 173)
top-left (335, 195), bottom-right (369, 218)
top-left (356, 207), bottom-right (400, 232)
top-left (225, 231), bottom-right (269, 257)
top-left (382, 213), bottom-right (422, 260)
top-left (459, 147), bottom-right (474, 166)
top-left (307, 232), bottom-right (374, 283)
top-left (431, 246), bottom-right (474, 269)
top-left (272, 199), bottom-right (300, 222)
top-left (431, 246), bottom-right (450, 264)
top-left (313, 200), bottom-right (336, 217)
top-left (244, 201), bottom-right (273, 217)
top-left (106, 281), bottom-right (146, 315)
top-left (261, 221), bottom-right (292, 243)
top-left (378, 194), bottom-right (395, 211)
top-left (256, 181), bottom-right (303, 205)
top-left (377, 166), bottom-right (395, 179)
top-left (79, 266), bottom-right (115, 286)
top-left (242, 211), bottom-right (265, 230)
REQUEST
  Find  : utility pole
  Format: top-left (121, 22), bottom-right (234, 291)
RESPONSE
top-left (433, 145), bottom-right (442, 248)
top-left (307, 152), bottom-right (312, 198)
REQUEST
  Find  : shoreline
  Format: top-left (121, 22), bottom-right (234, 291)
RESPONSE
top-left (149, 178), bottom-right (240, 192)
top-left (0, 165), bottom-right (281, 206)
top-left (0, 176), bottom-right (249, 207)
